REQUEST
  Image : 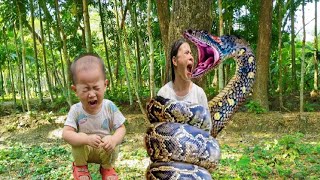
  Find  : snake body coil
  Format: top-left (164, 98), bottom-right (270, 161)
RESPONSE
top-left (145, 98), bottom-right (219, 179)
top-left (145, 30), bottom-right (256, 179)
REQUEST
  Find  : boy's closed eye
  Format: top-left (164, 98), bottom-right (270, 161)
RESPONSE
top-left (82, 87), bottom-right (89, 92)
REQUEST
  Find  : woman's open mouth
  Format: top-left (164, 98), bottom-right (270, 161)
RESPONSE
top-left (187, 64), bottom-right (193, 76)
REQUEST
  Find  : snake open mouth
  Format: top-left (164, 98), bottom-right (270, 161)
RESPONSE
top-left (183, 30), bottom-right (221, 78)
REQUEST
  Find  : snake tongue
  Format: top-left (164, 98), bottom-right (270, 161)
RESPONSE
top-left (192, 44), bottom-right (220, 78)
top-left (192, 57), bottom-right (214, 75)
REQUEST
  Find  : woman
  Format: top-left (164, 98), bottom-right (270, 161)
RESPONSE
top-left (157, 38), bottom-right (209, 110)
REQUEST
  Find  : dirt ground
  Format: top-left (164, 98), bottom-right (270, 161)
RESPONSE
top-left (1, 111), bottom-right (319, 148)
top-left (0, 110), bottom-right (319, 179)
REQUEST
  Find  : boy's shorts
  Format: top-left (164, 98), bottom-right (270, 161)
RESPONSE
top-left (72, 145), bottom-right (119, 169)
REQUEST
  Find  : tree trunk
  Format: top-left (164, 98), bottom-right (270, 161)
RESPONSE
top-left (8, 60), bottom-right (16, 107)
top-left (24, 21), bottom-right (42, 45)
top-left (30, 0), bottom-right (44, 104)
top-left (224, 6), bottom-right (234, 85)
top-left (167, 0), bottom-right (213, 84)
top-left (98, 0), bottom-right (114, 90)
top-left (0, 69), bottom-right (4, 101)
top-left (59, 49), bottom-right (67, 90)
top-left (113, 6), bottom-right (121, 80)
top-left (218, 0), bottom-right (224, 91)
top-left (3, 27), bottom-right (16, 107)
top-left (47, 20), bottom-right (59, 98)
top-left (119, 33), bottom-right (133, 105)
top-left (83, 0), bottom-right (93, 52)
top-left (17, 0), bottom-right (30, 112)
top-left (13, 23), bottom-right (25, 112)
top-left (156, 0), bottom-right (170, 83)
top-left (114, 0), bottom-right (133, 105)
top-left (123, 25), bottom-right (147, 117)
top-left (129, 1), bottom-right (142, 88)
top-left (311, 0), bottom-right (318, 97)
top-left (54, 0), bottom-right (72, 106)
top-left (300, 0), bottom-right (306, 114)
top-left (39, 1), bottom-right (54, 102)
top-left (2, 72), bottom-right (8, 95)
top-left (290, 0), bottom-right (297, 92)
top-left (252, 0), bottom-right (273, 111)
top-left (147, 0), bottom-right (155, 98)
top-left (39, 0), bottom-right (60, 41)
top-left (46, 19), bottom-right (61, 98)
top-left (277, 0), bottom-right (285, 111)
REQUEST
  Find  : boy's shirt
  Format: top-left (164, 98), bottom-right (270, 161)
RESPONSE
top-left (65, 99), bottom-right (126, 137)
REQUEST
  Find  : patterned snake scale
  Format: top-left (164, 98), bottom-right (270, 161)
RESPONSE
top-left (145, 30), bottom-right (256, 179)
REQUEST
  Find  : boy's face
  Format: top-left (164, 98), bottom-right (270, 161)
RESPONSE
top-left (71, 62), bottom-right (107, 115)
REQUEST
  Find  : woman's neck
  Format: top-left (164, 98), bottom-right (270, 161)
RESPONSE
top-left (172, 78), bottom-right (192, 97)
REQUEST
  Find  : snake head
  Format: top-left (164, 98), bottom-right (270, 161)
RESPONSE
top-left (183, 29), bottom-right (222, 78)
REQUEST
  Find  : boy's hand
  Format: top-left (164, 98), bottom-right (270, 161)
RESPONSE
top-left (87, 134), bottom-right (103, 148)
top-left (100, 135), bottom-right (116, 152)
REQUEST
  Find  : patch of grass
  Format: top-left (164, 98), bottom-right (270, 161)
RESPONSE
top-left (244, 100), bottom-right (267, 114)
top-left (0, 141), bottom-right (148, 179)
top-left (0, 142), bottom-right (70, 179)
top-left (1, 133), bottom-right (319, 179)
top-left (212, 133), bottom-right (320, 179)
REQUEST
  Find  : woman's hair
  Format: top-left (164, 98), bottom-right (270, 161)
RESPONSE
top-left (170, 38), bottom-right (187, 82)
top-left (70, 53), bottom-right (106, 84)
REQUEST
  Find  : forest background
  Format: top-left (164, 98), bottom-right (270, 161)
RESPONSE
top-left (0, 0), bottom-right (319, 179)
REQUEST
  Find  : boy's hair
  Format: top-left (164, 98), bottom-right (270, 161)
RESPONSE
top-left (169, 38), bottom-right (187, 82)
top-left (70, 53), bottom-right (106, 84)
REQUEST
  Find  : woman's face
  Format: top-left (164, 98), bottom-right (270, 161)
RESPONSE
top-left (173, 42), bottom-right (194, 81)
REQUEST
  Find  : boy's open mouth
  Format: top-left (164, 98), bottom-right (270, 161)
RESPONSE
top-left (89, 100), bottom-right (98, 106)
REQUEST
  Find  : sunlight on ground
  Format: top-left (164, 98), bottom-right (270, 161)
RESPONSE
top-left (221, 151), bottom-right (242, 160)
top-left (47, 128), bottom-right (63, 139)
top-left (116, 156), bottom-right (150, 169)
top-left (54, 115), bottom-right (67, 124)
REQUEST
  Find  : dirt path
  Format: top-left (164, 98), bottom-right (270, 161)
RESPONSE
top-left (0, 111), bottom-right (319, 179)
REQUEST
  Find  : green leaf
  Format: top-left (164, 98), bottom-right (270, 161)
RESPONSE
top-left (237, 155), bottom-right (251, 168)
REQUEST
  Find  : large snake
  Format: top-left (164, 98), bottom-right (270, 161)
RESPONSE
top-left (145, 30), bottom-right (256, 179)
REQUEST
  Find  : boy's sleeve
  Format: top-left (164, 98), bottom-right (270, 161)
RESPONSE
top-left (108, 101), bottom-right (126, 131)
top-left (64, 105), bottom-right (78, 130)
